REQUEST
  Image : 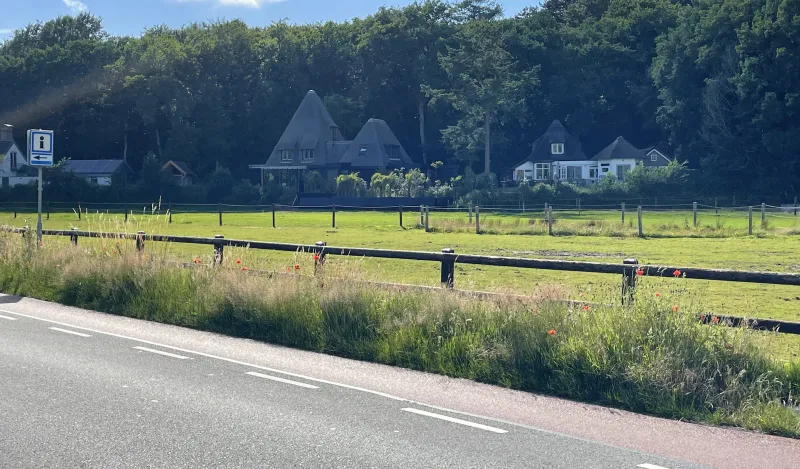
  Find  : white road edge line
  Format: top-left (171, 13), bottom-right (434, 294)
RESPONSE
top-left (49, 326), bottom-right (91, 338)
top-left (401, 407), bottom-right (507, 434)
top-left (133, 346), bottom-right (190, 360)
top-left (637, 464), bottom-right (671, 469)
top-left (246, 371), bottom-right (319, 389)
top-left (0, 314), bottom-right (18, 320)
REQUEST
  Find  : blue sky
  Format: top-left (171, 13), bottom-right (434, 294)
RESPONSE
top-left (0, 0), bottom-right (539, 38)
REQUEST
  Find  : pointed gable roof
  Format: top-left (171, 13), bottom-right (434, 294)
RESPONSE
top-left (340, 118), bottom-right (414, 169)
top-left (591, 136), bottom-right (644, 161)
top-left (261, 90), bottom-right (347, 168)
top-left (528, 120), bottom-right (587, 162)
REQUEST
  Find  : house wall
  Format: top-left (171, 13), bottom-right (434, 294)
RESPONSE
top-left (513, 161), bottom-right (534, 181)
top-left (0, 143), bottom-right (27, 177)
top-left (82, 176), bottom-right (113, 186)
top-left (552, 161), bottom-right (596, 181)
top-left (597, 158), bottom-right (639, 180)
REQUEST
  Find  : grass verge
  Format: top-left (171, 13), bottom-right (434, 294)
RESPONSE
top-left (1, 231), bottom-right (799, 437)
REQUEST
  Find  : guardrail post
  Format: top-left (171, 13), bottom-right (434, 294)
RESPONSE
top-left (399, 205), bottom-right (403, 227)
top-left (693, 202), bottom-right (698, 227)
top-left (424, 206), bottom-right (430, 232)
top-left (332, 205), bottom-right (336, 228)
top-left (314, 241), bottom-right (326, 275)
top-left (621, 202), bottom-right (625, 224)
top-left (547, 206), bottom-right (553, 236)
top-left (70, 227), bottom-right (78, 246)
top-left (218, 203), bottom-right (223, 227)
top-left (761, 202), bottom-right (766, 226)
top-left (136, 231), bottom-right (145, 252)
top-left (748, 207), bottom-right (753, 235)
top-left (213, 235), bottom-right (224, 266)
top-left (622, 258), bottom-right (638, 305)
top-left (475, 206), bottom-right (480, 234)
top-left (637, 206), bottom-right (643, 237)
top-left (272, 203), bottom-right (276, 228)
top-left (441, 248), bottom-right (455, 289)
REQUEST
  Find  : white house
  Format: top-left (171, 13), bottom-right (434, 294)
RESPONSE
top-left (0, 124), bottom-right (36, 187)
top-left (512, 121), bottom-right (673, 185)
top-left (62, 159), bottom-right (132, 186)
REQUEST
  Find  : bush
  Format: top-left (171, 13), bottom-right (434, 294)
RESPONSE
top-left (336, 173), bottom-right (367, 197)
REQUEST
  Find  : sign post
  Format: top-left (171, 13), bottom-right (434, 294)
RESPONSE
top-left (27, 129), bottom-right (54, 244)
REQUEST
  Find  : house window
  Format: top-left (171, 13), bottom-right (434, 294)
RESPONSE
top-left (566, 166), bottom-right (581, 180)
top-left (650, 154), bottom-right (658, 162)
top-left (551, 143), bottom-right (564, 155)
top-left (600, 163), bottom-right (610, 173)
top-left (331, 126), bottom-right (338, 141)
top-left (534, 163), bottom-right (550, 180)
top-left (280, 150), bottom-right (293, 162)
top-left (589, 167), bottom-right (598, 179)
top-left (616, 164), bottom-right (631, 180)
top-left (359, 145), bottom-right (368, 156)
top-left (10, 151), bottom-right (17, 171)
top-left (384, 145), bottom-right (401, 160)
top-left (559, 165), bottom-right (566, 180)
top-left (300, 149), bottom-right (315, 163)
top-left (90, 177), bottom-right (99, 185)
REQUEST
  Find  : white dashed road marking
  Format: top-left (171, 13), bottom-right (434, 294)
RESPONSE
top-left (401, 408), bottom-right (507, 434)
top-left (49, 327), bottom-right (91, 337)
top-left (637, 464), bottom-right (671, 469)
top-left (133, 346), bottom-right (189, 360)
top-left (245, 371), bottom-right (319, 389)
top-left (0, 314), bottom-right (18, 320)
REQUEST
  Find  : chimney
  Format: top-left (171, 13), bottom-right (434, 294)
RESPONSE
top-left (0, 124), bottom-right (12, 142)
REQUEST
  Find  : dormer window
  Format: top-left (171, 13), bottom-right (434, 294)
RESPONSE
top-left (359, 145), bottom-right (367, 156)
top-left (551, 143), bottom-right (564, 155)
top-left (650, 153), bottom-right (658, 162)
top-left (280, 150), bottom-right (293, 162)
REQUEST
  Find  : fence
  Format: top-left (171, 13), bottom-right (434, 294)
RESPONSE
top-left (12, 226), bottom-right (800, 335)
top-left (2, 200), bottom-right (799, 236)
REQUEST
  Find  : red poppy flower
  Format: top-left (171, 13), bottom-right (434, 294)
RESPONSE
top-left (636, 269), bottom-right (644, 276)
top-left (242, 266), bottom-right (247, 271)
top-left (236, 259), bottom-right (242, 264)
top-left (672, 305), bottom-right (679, 312)
top-left (673, 269), bottom-right (681, 277)
top-left (313, 254), bottom-right (320, 261)
top-left (287, 267), bottom-right (291, 272)
top-left (712, 316), bottom-right (719, 324)
top-left (583, 305), bottom-right (590, 311)
top-left (113, 250), bottom-right (117, 254)
top-left (655, 292), bottom-right (661, 297)
top-left (548, 329), bottom-right (556, 336)
top-left (294, 264), bottom-right (300, 270)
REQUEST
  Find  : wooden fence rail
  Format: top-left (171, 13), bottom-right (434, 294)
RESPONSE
top-left (10, 227), bottom-right (800, 335)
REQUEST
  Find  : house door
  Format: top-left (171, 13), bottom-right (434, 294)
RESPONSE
top-left (616, 165), bottom-right (631, 180)
top-left (567, 166), bottom-right (581, 180)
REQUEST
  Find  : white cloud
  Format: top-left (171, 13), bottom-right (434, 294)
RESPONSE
top-left (176, 0), bottom-right (285, 7)
top-left (63, 0), bottom-right (88, 14)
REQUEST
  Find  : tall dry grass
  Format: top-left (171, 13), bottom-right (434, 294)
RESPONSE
top-left (1, 231), bottom-right (799, 437)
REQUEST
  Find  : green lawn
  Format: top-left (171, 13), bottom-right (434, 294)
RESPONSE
top-left (4, 209), bottom-right (800, 330)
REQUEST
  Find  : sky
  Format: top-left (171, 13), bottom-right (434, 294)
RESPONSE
top-left (0, 0), bottom-right (538, 38)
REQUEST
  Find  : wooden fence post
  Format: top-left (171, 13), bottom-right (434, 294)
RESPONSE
top-left (399, 205), bottom-right (403, 227)
top-left (577, 197), bottom-right (581, 216)
top-left (622, 258), bottom-right (638, 305)
top-left (424, 206), bottom-right (430, 232)
top-left (136, 231), bottom-right (145, 252)
top-left (637, 206), bottom-right (643, 238)
top-left (761, 202), bottom-right (766, 226)
top-left (621, 202), bottom-right (625, 224)
top-left (124, 202), bottom-right (129, 223)
top-left (272, 204), bottom-right (276, 228)
top-left (748, 207), bottom-right (753, 235)
top-left (468, 202), bottom-right (473, 223)
top-left (794, 196), bottom-right (798, 216)
top-left (168, 212), bottom-right (173, 224)
top-left (441, 248), bottom-right (455, 289)
top-left (714, 197), bottom-right (719, 214)
top-left (332, 205), bottom-right (336, 228)
top-left (77, 202), bottom-right (81, 221)
top-left (213, 235), bottom-right (224, 266)
top-left (46, 202), bottom-right (50, 220)
top-left (420, 205), bottom-right (424, 226)
top-left (70, 227), bottom-right (78, 246)
top-left (547, 206), bottom-right (553, 236)
top-left (314, 241), bottom-right (327, 276)
top-left (475, 206), bottom-right (480, 234)
top-left (218, 203), bottom-right (223, 227)
top-left (693, 202), bottom-right (698, 227)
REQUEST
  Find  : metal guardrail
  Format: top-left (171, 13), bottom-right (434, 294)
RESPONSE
top-left (9, 226), bottom-right (800, 335)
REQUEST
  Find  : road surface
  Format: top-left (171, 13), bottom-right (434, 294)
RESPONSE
top-left (1, 293), bottom-right (798, 468)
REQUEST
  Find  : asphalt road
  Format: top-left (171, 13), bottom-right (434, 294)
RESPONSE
top-left (0, 294), bottom-right (798, 468)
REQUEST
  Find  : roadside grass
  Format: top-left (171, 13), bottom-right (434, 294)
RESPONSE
top-left (1, 231), bottom-right (798, 437)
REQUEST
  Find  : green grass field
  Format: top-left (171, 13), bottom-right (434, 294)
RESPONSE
top-left (4, 209), bottom-right (800, 331)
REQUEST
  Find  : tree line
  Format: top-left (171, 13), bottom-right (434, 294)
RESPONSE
top-left (1, 0), bottom-right (798, 197)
